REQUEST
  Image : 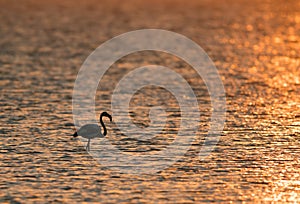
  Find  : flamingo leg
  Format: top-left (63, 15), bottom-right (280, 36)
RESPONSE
top-left (86, 139), bottom-right (90, 151)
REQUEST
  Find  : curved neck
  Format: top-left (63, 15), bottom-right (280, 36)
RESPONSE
top-left (100, 115), bottom-right (107, 136)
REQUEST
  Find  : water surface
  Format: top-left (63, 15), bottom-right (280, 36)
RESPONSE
top-left (0, 0), bottom-right (299, 202)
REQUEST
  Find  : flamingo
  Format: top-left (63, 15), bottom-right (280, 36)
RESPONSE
top-left (73, 112), bottom-right (112, 151)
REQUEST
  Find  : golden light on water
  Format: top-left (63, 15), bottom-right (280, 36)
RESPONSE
top-left (0, 0), bottom-right (300, 202)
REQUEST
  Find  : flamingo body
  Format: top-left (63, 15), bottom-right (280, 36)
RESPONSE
top-left (75, 124), bottom-right (103, 139)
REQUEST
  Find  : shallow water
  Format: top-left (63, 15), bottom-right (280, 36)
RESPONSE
top-left (0, 0), bottom-right (300, 202)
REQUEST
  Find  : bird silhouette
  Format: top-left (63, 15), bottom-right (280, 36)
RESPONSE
top-left (73, 112), bottom-right (112, 151)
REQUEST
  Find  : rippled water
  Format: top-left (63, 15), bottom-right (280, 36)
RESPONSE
top-left (0, 0), bottom-right (300, 202)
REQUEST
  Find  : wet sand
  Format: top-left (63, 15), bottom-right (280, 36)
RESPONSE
top-left (0, 0), bottom-right (300, 202)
